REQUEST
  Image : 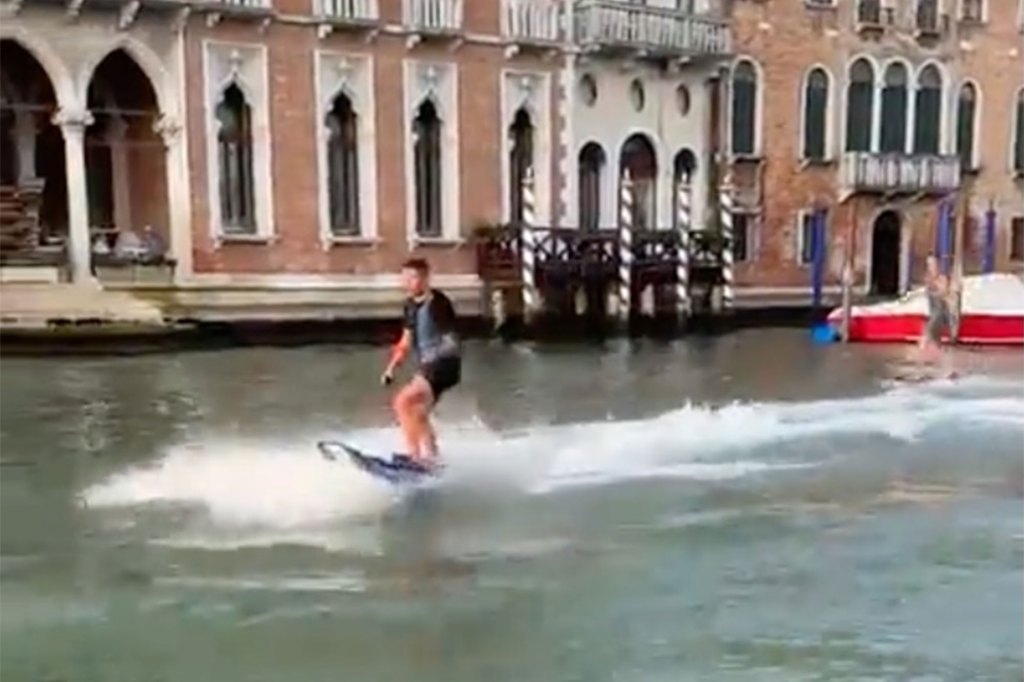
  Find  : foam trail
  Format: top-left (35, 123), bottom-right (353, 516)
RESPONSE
top-left (81, 377), bottom-right (1023, 536)
top-left (82, 438), bottom-right (397, 527)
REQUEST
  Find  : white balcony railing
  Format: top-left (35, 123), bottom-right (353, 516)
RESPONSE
top-left (502, 0), bottom-right (561, 43)
top-left (574, 0), bottom-right (730, 57)
top-left (841, 152), bottom-right (961, 194)
top-left (403, 0), bottom-right (463, 33)
top-left (207, 0), bottom-right (273, 9)
top-left (316, 0), bottom-right (379, 22)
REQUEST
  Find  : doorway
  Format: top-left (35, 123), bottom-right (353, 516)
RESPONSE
top-left (870, 210), bottom-right (901, 296)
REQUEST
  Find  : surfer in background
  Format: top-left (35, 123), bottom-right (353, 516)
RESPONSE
top-left (381, 258), bottom-right (461, 467)
top-left (917, 254), bottom-right (956, 376)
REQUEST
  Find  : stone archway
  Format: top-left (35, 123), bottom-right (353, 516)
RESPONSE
top-left (871, 210), bottom-right (901, 296)
top-left (0, 39), bottom-right (65, 261)
top-left (85, 49), bottom-right (170, 270)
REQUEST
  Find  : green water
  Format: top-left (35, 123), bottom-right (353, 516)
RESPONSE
top-left (2, 331), bottom-right (1022, 681)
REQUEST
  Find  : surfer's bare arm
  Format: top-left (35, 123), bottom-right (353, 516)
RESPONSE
top-left (382, 329), bottom-right (412, 384)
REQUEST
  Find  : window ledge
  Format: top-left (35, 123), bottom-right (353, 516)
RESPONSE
top-left (803, 0), bottom-right (837, 9)
top-left (799, 157), bottom-right (837, 169)
top-left (323, 235), bottom-right (380, 248)
top-left (217, 233), bottom-right (276, 246)
top-left (410, 236), bottom-right (465, 248)
top-left (730, 153), bottom-right (763, 164)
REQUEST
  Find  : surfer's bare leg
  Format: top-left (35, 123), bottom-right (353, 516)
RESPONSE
top-left (394, 380), bottom-right (428, 458)
top-left (395, 376), bottom-right (433, 462)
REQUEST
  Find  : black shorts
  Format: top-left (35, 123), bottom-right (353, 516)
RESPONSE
top-left (420, 356), bottom-right (461, 401)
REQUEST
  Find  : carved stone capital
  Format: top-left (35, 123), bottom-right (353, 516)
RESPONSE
top-left (51, 107), bottom-right (94, 133)
top-left (152, 114), bottom-right (182, 144)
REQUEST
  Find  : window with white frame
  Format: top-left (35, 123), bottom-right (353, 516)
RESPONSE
top-left (1011, 216), bottom-right (1024, 261)
top-left (315, 52), bottom-right (377, 242)
top-left (856, 0), bottom-right (881, 24)
top-left (956, 82), bottom-right (979, 171)
top-left (846, 59), bottom-right (875, 152)
top-left (204, 42), bottom-right (273, 241)
top-left (731, 59), bottom-right (759, 157)
top-left (403, 60), bottom-right (459, 241)
top-left (1014, 88), bottom-right (1024, 175)
top-left (802, 67), bottom-right (830, 161)
top-left (914, 65), bottom-right (943, 154)
top-left (732, 212), bottom-right (755, 263)
top-left (880, 62), bottom-right (909, 153)
top-left (959, 0), bottom-right (985, 22)
top-left (796, 209), bottom-right (828, 265)
top-left (501, 70), bottom-right (551, 228)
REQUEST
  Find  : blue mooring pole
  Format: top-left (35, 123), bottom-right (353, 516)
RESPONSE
top-left (982, 206), bottom-right (996, 274)
top-left (809, 208), bottom-right (833, 343)
top-left (810, 208), bottom-right (826, 312)
top-left (936, 199), bottom-right (952, 276)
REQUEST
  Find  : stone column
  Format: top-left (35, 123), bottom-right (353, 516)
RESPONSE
top-left (109, 116), bottom-right (132, 231)
top-left (53, 107), bottom-right (94, 283)
top-left (14, 113), bottom-right (37, 182)
top-left (154, 114), bottom-right (190, 280)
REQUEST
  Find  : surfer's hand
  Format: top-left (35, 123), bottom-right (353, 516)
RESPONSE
top-left (380, 370), bottom-right (394, 386)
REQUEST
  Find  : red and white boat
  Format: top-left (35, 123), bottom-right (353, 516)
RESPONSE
top-left (827, 273), bottom-right (1024, 346)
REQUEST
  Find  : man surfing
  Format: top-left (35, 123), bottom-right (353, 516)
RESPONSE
top-left (381, 258), bottom-right (461, 468)
top-left (915, 254), bottom-right (958, 378)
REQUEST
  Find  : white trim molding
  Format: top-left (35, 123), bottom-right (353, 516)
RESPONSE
top-left (500, 69), bottom-right (553, 226)
top-left (202, 40), bottom-right (274, 243)
top-left (313, 50), bottom-right (379, 246)
top-left (402, 59), bottom-right (460, 243)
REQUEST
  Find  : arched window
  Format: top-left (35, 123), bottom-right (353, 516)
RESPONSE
top-left (956, 82), bottom-right (978, 171)
top-left (578, 142), bottom-right (604, 232)
top-left (413, 100), bottom-right (442, 237)
top-left (1014, 88), bottom-right (1024, 175)
top-left (846, 59), bottom-right (874, 152)
top-left (914, 65), bottom-right (942, 154)
top-left (802, 68), bottom-right (829, 160)
top-left (672, 149), bottom-right (697, 230)
top-left (326, 93), bottom-right (359, 236)
top-left (620, 134), bottom-right (657, 230)
top-left (731, 60), bottom-right (758, 156)
top-left (216, 84), bottom-right (254, 233)
top-left (508, 108), bottom-right (533, 225)
top-left (880, 63), bottom-right (908, 153)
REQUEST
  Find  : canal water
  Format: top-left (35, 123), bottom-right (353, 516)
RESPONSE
top-left (1, 330), bottom-right (1022, 682)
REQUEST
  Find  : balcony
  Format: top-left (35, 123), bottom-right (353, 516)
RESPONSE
top-left (574, 0), bottom-right (730, 60)
top-left (403, 0), bottom-right (462, 40)
top-left (841, 152), bottom-right (960, 195)
top-left (315, 0), bottom-right (379, 37)
top-left (502, 0), bottom-right (562, 52)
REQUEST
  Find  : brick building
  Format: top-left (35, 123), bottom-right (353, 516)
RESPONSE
top-left (0, 0), bottom-right (1020, 323)
top-left (724, 0), bottom-right (1024, 298)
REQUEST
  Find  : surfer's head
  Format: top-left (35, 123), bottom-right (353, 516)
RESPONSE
top-left (401, 257), bottom-right (431, 298)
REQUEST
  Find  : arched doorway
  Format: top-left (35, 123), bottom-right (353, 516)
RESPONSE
top-left (672, 148), bottom-right (697, 230)
top-left (871, 210), bottom-right (901, 296)
top-left (0, 39), bottom-right (64, 249)
top-left (577, 142), bottom-right (605, 232)
top-left (86, 49), bottom-right (168, 260)
top-left (619, 134), bottom-right (657, 230)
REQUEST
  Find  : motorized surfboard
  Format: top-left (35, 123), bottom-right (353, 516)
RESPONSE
top-left (317, 440), bottom-right (438, 485)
